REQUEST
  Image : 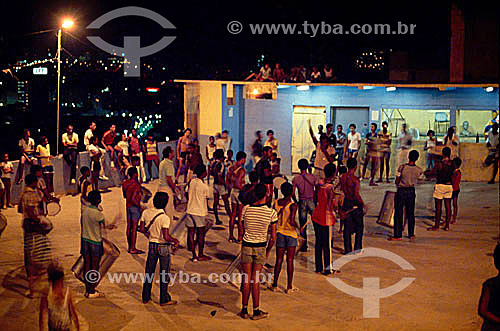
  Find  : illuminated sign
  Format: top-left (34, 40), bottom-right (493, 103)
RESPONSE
top-left (33, 67), bottom-right (48, 75)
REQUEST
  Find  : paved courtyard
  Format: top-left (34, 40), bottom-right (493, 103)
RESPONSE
top-left (0, 181), bottom-right (498, 330)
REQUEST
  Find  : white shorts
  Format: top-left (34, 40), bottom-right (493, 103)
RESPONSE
top-left (214, 184), bottom-right (228, 196)
top-left (230, 188), bottom-right (240, 204)
top-left (433, 184), bottom-right (453, 200)
top-left (184, 214), bottom-right (208, 228)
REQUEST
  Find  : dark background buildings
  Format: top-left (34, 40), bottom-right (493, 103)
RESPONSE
top-left (0, 0), bottom-right (497, 156)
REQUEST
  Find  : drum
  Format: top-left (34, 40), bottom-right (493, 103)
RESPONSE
top-left (46, 201), bottom-right (61, 216)
top-left (141, 186), bottom-right (153, 203)
top-left (169, 215), bottom-right (188, 247)
top-left (72, 238), bottom-right (120, 286)
top-left (272, 176), bottom-right (287, 191)
top-left (377, 191), bottom-right (397, 228)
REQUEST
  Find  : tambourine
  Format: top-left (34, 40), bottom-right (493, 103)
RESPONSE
top-left (46, 201), bottom-right (61, 216)
top-left (141, 186), bottom-right (153, 203)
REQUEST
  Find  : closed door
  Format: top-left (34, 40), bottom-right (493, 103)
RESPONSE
top-left (292, 106), bottom-right (326, 173)
top-left (332, 107), bottom-right (370, 136)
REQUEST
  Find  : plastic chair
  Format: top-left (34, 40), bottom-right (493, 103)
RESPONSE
top-left (434, 112), bottom-right (449, 134)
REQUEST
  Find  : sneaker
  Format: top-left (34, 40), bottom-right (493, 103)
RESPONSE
top-left (251, 310), bottom-right (269, 320)
top-left (99, 175), bottom-right (109, 181)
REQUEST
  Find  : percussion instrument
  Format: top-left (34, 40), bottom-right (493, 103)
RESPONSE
top-left (272, 176), bottom-right (287, 191)
top-left (46, 201), bottom-right (61, 217)
top-left (140, 186), bottom-right (153, 203)
top-left (72, 238), bottom-right (120, 286)
top-left (377, 191), bottom-right (398, 228)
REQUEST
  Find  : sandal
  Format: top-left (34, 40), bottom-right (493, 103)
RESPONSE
top-left (285, 287), bottom-right (299, 294)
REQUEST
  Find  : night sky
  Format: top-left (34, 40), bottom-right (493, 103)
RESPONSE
top-left (0, 0), bottom-right (468, 78)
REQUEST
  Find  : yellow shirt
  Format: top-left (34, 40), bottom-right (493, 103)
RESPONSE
top-left (36, 144), bottom-right (52, 167)
top-left (273, 200), bottom-right (297, 238)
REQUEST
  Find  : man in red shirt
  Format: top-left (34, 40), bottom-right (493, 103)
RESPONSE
top-left (102, 124), bottom-right (117, 169)
top-left (339, 158), bottom-right (366, 254)
top-left (122, 167), bottom-right (144, 254)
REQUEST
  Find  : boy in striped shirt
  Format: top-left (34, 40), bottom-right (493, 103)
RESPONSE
top-left (239, 183), bottom-right (277, 320)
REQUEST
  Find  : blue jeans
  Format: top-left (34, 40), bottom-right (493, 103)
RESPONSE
top-left (298, 199), bottom-right (315, 249)
top-left (336, 148), bottom-right (344, 165)
top-left (426, 153), bottom-right (435, 170)
top-left (394, 187), bottom-right (416, 238)
top-left (142, 242), bottom-right (172, 304)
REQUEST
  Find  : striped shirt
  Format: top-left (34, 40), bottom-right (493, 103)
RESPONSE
top-left (242, 204), bottom-right (278, 246)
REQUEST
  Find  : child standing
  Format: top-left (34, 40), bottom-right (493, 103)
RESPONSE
top-left (78, 166), bottom-right (92, 207)
top-left (205, 136), bottom-right (216, 183)
top-left (227, 152), bottom-right (247, 243)
top-left (145, 135), bottom-right (159, 181)
top-left (271, 182), bottom-right (299, 293)
top-left (312, 163), bottom-right (338, 275)
top-left (388, 150), bottom-right (423, 241)
top-left (451, 158), bottom-right (462, 224)
top-left (185, 165), bottom-right (211, 262)
top-left (80, 190), bottom-right (115, 298)
top-left (36, 136), bottom-right (55, 194)
top-left (87, 136), bottom-right (102, 191)
top-left (211, 149), bottom-right (232, 225)
top-left (0, 153), bottom-right (14, 208)
top-left (425, 130), bottom-right (437, 170)
top-left (292, 159), bottom-right (318, 252)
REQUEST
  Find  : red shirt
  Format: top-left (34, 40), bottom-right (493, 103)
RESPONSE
top-left (451, 169), bottom-right (461, 191)
top-left (312, 182), bottom-right (336, 226)
top-left (339, 172), bottom-right (361, 204)
top-left (129, 136), bottom-right (141, 154)
top-left (122, 178), bottom-right (141, 208)
top-left (102, 130), bottom-right (117, 145)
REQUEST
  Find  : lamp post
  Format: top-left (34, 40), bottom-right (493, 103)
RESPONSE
top-left (56, 18), bottom-right (74, 155)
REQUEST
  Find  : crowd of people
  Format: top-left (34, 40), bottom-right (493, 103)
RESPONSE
top-left (245, 63), bottom-right (337, 83)
top-left (8, 118), bottom-right (500, 326)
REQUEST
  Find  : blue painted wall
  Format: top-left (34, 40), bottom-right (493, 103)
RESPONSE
top-left (239, 85), bottom-right (498, 174)
top-left (222, 85), bottom-right (245, 153)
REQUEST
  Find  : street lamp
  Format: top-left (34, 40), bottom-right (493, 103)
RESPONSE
top-left (56, 18), bottom-right (74, 155)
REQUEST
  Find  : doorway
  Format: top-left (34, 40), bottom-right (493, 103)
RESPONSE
top-left (331, 106), bottom-right (370, 135)
top-left (291, 105), bottom-right (326, 173)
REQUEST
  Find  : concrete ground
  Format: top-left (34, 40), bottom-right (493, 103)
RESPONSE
top-left (0, 180), bottom-right (498, 330)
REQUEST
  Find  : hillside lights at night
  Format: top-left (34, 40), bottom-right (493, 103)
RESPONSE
top-left (386, 86), bottom-right (397, 92)
top-left (297, 85), bottom-right (310, 91)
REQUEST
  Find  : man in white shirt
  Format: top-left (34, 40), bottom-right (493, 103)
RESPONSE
top-left (16, 129), bottom-right (36, 184)
top-left (62, 125), bottom-right (79, 184)
top-left (84, 122), bottom-right (108, 181)
top-left (346, 124), bottom-right (362, 159)
top-left (221, 130), bottom-right (232, 155)
top-left (184, 164), bottom-right (210, 262)
top-left (158, 146), bottom-right (177, 222)
top-left (84, 122), bottom-right (96, 148)
top-left (140, 192), bottom-right (179, 306)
